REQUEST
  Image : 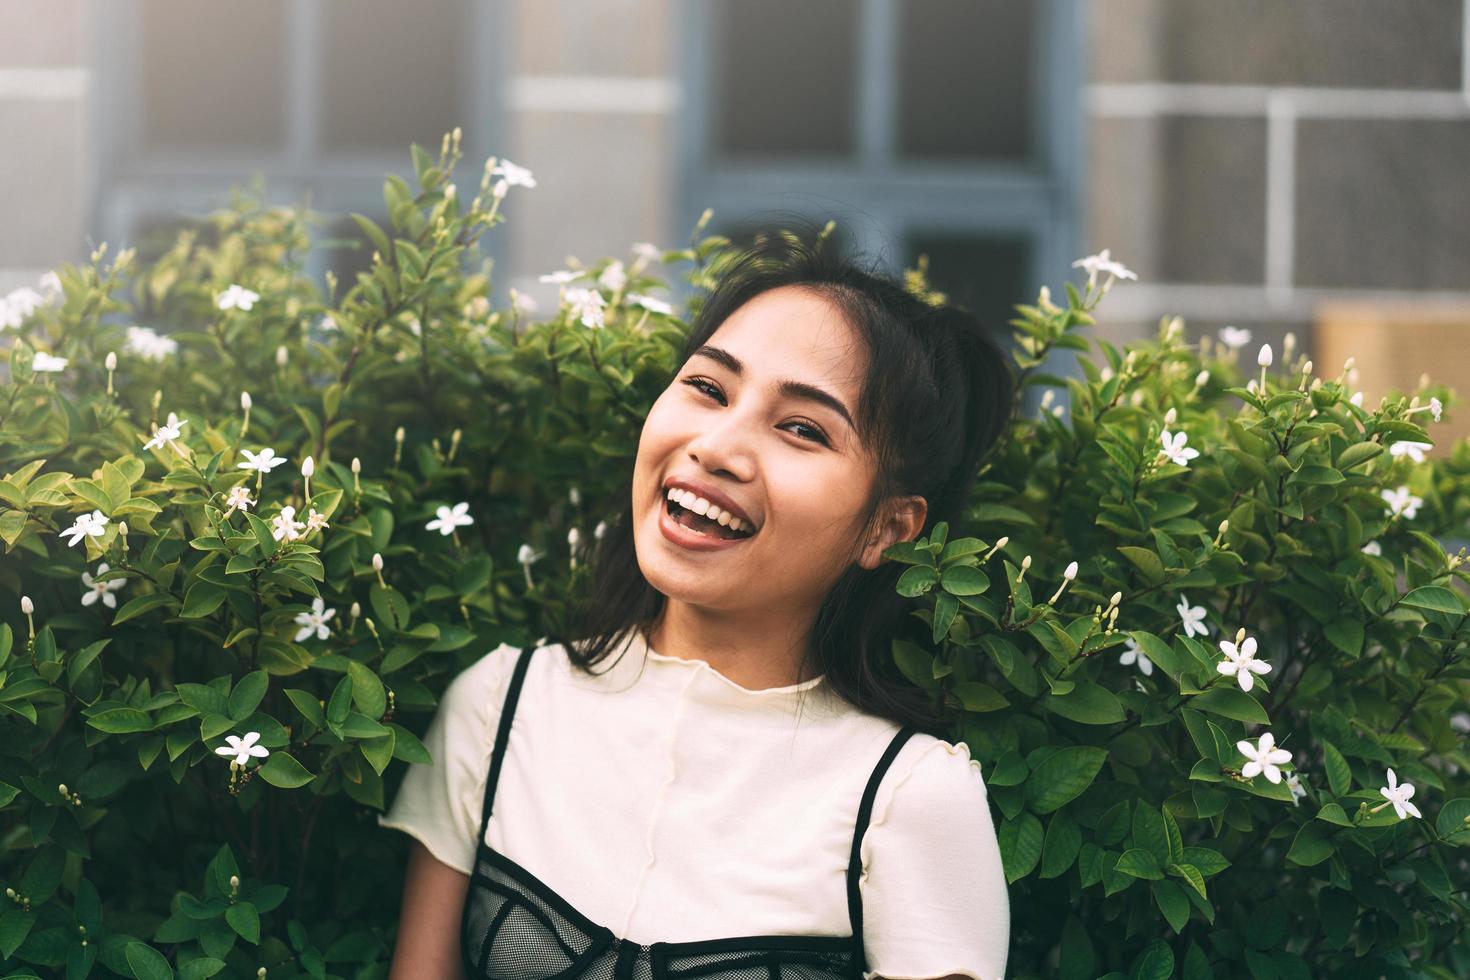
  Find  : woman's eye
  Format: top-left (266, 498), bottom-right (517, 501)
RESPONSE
top-left (680, 377), bottom-right (830, 446)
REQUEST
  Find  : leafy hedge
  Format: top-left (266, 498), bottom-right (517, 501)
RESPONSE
top-left (0, 133), bottom-right (1466, 979)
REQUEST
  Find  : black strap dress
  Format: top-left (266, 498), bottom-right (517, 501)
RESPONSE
top-left (458, 643), bottom-right (917, 980)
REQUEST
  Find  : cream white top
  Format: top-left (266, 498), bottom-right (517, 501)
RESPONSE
top-left (378, 629), bottom-right (1009, 979)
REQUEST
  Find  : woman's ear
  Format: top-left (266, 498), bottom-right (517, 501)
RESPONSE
top-left (857, 495), bottom-right (928, 570)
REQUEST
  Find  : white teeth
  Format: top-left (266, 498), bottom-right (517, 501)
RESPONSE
top-left (715, 511), bottom-right (731, 527)
top-left (665, 485), bottom-right (756, 535)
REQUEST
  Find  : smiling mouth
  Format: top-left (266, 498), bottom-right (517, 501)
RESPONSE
top-left (664, 495), bottom-right (756, 541)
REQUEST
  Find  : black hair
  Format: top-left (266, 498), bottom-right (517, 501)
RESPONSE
top-left (563, 222), bottom-right (1017, 736)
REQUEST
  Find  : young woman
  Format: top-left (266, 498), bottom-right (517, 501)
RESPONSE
top-left (380, 231), bottom-right (1016, 979)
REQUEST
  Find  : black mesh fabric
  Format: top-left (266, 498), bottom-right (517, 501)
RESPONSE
top-left (458, 642), bottom-right (916, 980)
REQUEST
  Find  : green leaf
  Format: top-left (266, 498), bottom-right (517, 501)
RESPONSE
top-left (369, 583), bottom-right (411, 630)
top-left (1434, 798), bottom-right (1470, 840)
top-left (244, 512), bottom-right (277, 556)
top-left (1336, 441), bottom-right (1383, 470)
top-left (224, 902), bottom-right (259, 943)
top-left (1191, 686), bottom-right (1270, 725)
top-left (346, 660), bottom-right (387, 719)
top-left (1400, 585), bottom-right (1465, 615)
top-left (1286, 822), bottom-right (1335, 866)
top-left (111, 592), bottom-right (177, 626)
top-left (1047, 682), bottom-right (1126, 725)
top-left (1133, 939), bottom-right (1174, 980)
top-left (971, 503), bottom-right (1034, 526)
top-left (1040, 810), bottom-right (1082, 879)
top-left (939, 564), bottom-right (989, 596)
top-left (0, 909), bottom-right (35, 958)
top-left (892, 640), bottom-right (938, 690)
top-left (998, 812), bottom-right (1043, 883)
top-left (896, 565), bottom-right (938, 597)
top-left (326, 675), bottom-right (353, 729)
top-left (951, 682), bottom-right (1008, 713)
top-left (1131, 630), bottom-right (1186, 679)
top-left (1323, 617), bottom-right (1364, 658)
top-left (87, 707), bottom-right (154, 734)
top-left (1152, 879), bottom-right (1191, 933)
top-left (227, 670), bottom-right (269, 721)
top-left (1025, 746), bottom-right (1109, 814)
top-left (258, 752), bottom-right (315, 789)
top-left (1116, 847), bottom-right (1164, 880)
top-left (1117, 546), bottom-right (1165, 585)
top-left (179, 582), bottom-right (227, 619)
top-left (126, 941), bottom-right (175, 980)
top-left (1322, 740), bottom-right (1351, 797)
top-left (1167, 862), bottom-right (1208, 900)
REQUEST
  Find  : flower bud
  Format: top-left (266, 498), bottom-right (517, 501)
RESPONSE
top-left (492, 178), bottom-right (509, 200)
top-left (1110, 590), bottom-right (1123, 609)
top-left (594, 520), bottom-right (607, 540)
top-left (1301, 360), bottom-right (1312, 376)
top-left (1235, 626), bottom-right (1246, 645)
top-left (351, 456), bottom-right (361, 474)
top-left (444, 183), bottom-right (457, 200)
top-left (1218, 519), bottom-right (1229, 535)
top-left (350, 602), bottom-right (361, 619)
top-left (241, 391), bottom-right (252, 410)
top-left (58, 783), bottom-right (67, 797)
top-left (1258, 344), bottom-right (1273, 367)
top-left (569, 486), bottom-right (581, 507)
top-left (394, 426), bottom-right (405, 445)
top-left (1195, 369), bottom-right (1209, 388)
top-left (372, 553), bottom-right (383, 572)
top-left (276, 345), bottom-right (288, 367)
top-left (1343, 356), bottom-right (1355, 372)
top-left (301, 456), bottom-right (314, 478)
top-left (1040, 389), bottom-right (1055, 409)
top-left (1063, 561), bottom-right (1078, 581)
top-left (1164, 407), bottom-right (1177, 426)
top-left (1021, 555), bottom-right (1032, 572)
top-left (568, 527), bottom-right (580, 548)
top-left (229, 875), bottom-right (239, 889)
top-left (20, 596), bottom-right (32, 614)
top-left (105, 351), bottom-right (117, 371)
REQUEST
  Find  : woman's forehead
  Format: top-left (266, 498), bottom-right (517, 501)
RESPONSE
top-left (711, 286), bottom-right (866, 384)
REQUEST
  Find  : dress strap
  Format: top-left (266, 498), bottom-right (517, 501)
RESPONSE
top-left (476, 643), bottom-right (539, 847)
top-left (845, 724), bottom-right (917, 968)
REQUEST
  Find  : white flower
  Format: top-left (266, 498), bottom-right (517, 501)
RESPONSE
top-left (1, 287), bottom-right (47, 329)
top-left (1380, 486), bottom-right (1423, 520)
top-left (1285, 770), bottom-right (1307, 806)
top-left (598, 260), bottom-right (627, 293)
top-left (1389, 440), bottom-right (1432, 464)
top-left (320, 314), bottom-right (338, 331)
top-left (1118, 636), bottom-right (1154, 677)
top-left (271, 505), bottom-right (307, 543)
top-left (60, 510), bottom-right (109, 548)
top-left (1236, 731), bottom-right (1292, 784)
top-left (1379, 768), bottom-right (1421, 820)
top-left (426, 501), bottom-right (474, 536)
top-left (1159, 429), bottom-right (1200, 467)
top-left (1071, 249), bottom-right (1137, 290)
top-left (1217, 326), bottom-right (1252, 350)
top-left (1257, 344), bottom-right (1273, 368)
top-left (1217, 634), bottom-right (1272, 692)
top-left (214, 731), bottom-right (270, 767)
top-left (632, 242), bottom-right (662, 264)
top-left (143, 411), bottom-right (188, 452)
top-left (216, 284), bottom-right (259, 312)
top-left (512, 291), bottom-right (540, 314)
top-left (292, 596), bottom-right (336, 642)
top-left (80, 562), bottom-right (127, 609)
top-left (490, 159), bottom-right (537, 188)
top-left (518, 544), bottom-right (543, 565)
top-left (539, 269), bottom-right (583, 285)
top-left (124, 325), bottom-right (178, 361)
top-left (1350, 391), bottom-right (1364, 407)
top-left (32, 352), bottom-right (68, 373)
top-left (565, 286), bottom-right (606, 329)
top-left (1361, 540), bottom-right (1382, 556)
top-left (237, 447), bottom-right (288, 474)
top-left (1176, 594), bottom-right (1209, 638)
top-left (38, 271), bottom-right (62, 297)
top-left (304, 508), bottom-right (329, 534)
top-left (628, 293), bottom-right (674, 316)
top-left (222, 485), bottom-right (255, 515)
top-left (1429, 397), bottom-right (1443, 422)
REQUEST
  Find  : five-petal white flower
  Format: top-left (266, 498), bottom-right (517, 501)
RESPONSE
top-left (1217, 634), bottom-right (1272, 692)
top-left (490, 159), bottom-right (537, 188)
top-left (293, 596), bottom-right (336, 642)
top-left (143, 411), bottom-right (189, 453)
top-left (1380, 486), bottom-right (1423, 520)
top-left (1159, 429), bottom-right (1200, 467)
top-left (60, 510), bottom-right (109, 548)
top-left (271, 505), bottom-right (307, 543)
top-left (32, 352), bottom-right (68, 373)
top-left (1237, 731), bottom-right (1292, 784)
top-left (215, 731), bottom-right (270, 767)
top-left (1118, 636), bottom-right (1154, 677)
top-left (216, 284), bottom-right (259, 312)
top-left (1071, 249), bottom-right (1137, 291)
top-left (565, 286), bottom-right (606, 329)
top-left (426, 501), bottom-right (474, 536)
top-left (124, 325), bottom-right (179, 362)
top-left (237, 447), bottom-right (288, 474)
top-left (1379, 768), bottom-right (1421, 820)
top-left (80, 562), bottom-right (127, 609)
top-left (1217, 326), bottom-right (1252, 350)
top-left (598, 260), bottom-right (627, 293)
top-left (1388, 440), bottom-right (1432, 464)
top-left (1176, 594), bottom-right (1209, 638)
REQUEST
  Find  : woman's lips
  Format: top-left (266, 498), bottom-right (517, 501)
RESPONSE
top-left (657, 495), bottom-right (755, 552)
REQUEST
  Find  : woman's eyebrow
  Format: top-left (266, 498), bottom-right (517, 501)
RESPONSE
top-left (691, 345), bottom-right (854, 431)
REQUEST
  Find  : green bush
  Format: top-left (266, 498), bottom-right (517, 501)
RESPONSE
top-left (0, 132), bottom-right (1467, 979)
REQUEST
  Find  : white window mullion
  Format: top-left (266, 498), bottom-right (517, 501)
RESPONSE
top-left (857, 0), bottom-right (895, 174)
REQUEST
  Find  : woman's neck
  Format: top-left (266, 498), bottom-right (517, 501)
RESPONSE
top-left (644, 603), bottom-right (820, 691)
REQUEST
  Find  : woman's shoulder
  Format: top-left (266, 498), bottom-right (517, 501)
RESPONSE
top-left (877, 730), bottom-right (991, 823)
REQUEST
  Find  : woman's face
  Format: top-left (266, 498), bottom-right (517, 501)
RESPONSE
top-left (631, 284), bottom-right (919, 620)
